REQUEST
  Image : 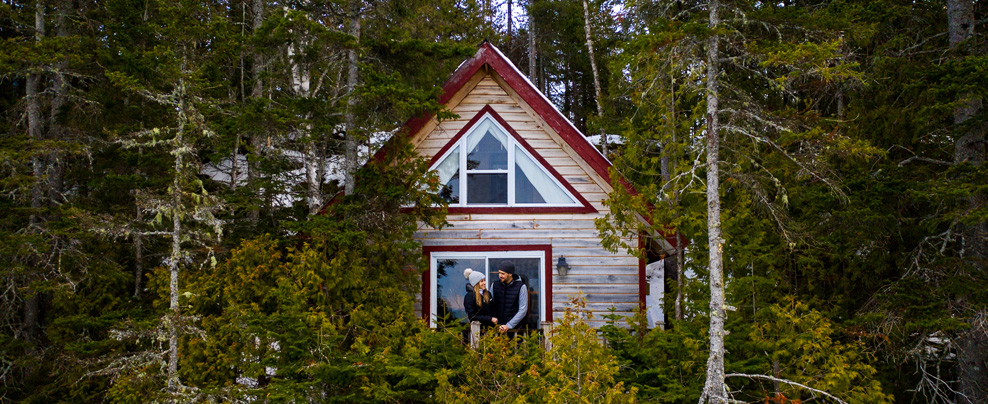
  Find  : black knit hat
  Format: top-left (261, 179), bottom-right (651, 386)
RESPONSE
top-left (497, 260), bottom-right (516, 274)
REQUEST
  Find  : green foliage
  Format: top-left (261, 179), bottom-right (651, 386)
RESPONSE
top-left (159, 137), bottom-right (455, 401)
top-left (436, 332), bottom-right (539, 403)
top-left (439, 299), bottom-right (636, 404)
top-left (1, 0), bottom-right (985, 403)
top-left (601, 313), bottom-right (707, 403)
top-left (736, 299), bottom-right (892, 404)
top-left (535, 300), bottom-right (637, 404)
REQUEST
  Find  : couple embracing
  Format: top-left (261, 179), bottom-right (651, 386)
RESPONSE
top-left (463, 261), bottom-right (528, 333)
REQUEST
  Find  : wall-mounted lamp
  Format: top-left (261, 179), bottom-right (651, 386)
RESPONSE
top-left (556, 256), bottom-right (569, 276)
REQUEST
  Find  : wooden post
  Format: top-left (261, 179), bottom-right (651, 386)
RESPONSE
top-left (470, 321), bottom-right (481, 349)
top-left (541, 321), bottom-right (553, 351)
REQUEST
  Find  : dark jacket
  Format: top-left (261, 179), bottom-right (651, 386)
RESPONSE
top-left (464, 288), bottom-right (495, 326)
top-left (492, 274), bottom-right (526, 328)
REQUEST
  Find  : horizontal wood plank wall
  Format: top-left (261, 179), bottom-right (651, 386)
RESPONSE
top-left (412, 73), bottom-right (642, 327)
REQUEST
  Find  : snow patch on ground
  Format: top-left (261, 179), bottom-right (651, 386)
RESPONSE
top-left (200, 130), bottom-right (396, 207)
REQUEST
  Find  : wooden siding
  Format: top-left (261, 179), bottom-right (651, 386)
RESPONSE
top-left (412, 72), bottom-right (647, 325)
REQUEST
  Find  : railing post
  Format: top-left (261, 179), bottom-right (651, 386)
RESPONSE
top-left (541, 321), bottom-right (553, 351)
top-left (470, 321), bottom-right (481, 349)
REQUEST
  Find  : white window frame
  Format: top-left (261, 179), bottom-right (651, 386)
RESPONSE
top-left (431, 114), bottom-right (580, 207)
top-left (428, 250), bottom-right (546, 328)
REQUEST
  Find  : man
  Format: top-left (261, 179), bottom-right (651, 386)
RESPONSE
top-left (491, 260), bottom-right (528, 333)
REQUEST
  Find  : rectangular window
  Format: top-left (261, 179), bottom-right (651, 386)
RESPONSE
top-left (428, 248), bottom-right (549, 329)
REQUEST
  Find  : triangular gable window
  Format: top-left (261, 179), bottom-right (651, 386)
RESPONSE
top-left (432, 114), bottom-right (579, 207)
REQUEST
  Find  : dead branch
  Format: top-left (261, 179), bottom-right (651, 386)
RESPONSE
top-left (897, 156), bottom-right (954, 167)
top-left (725, 373), bottom-right (849, 404)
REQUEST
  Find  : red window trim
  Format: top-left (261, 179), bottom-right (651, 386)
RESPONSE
top-left (421, 244), bottom-right (554, 324)
top-left (428, 105), bottom-right (598, 214)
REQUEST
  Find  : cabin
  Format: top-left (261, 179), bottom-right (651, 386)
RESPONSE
top-left (395, 42), bottom-right (680, 329)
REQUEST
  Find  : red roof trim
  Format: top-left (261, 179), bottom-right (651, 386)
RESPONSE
top-left (479, 46), bottom-right (612, 186)
top-left (421, 244), bottom-right (554, 323)
top-left (345, 42), bottom-right (682, 248)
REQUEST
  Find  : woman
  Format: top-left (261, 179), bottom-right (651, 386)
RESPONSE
top-left (463, 268), bottom-right (497, 327)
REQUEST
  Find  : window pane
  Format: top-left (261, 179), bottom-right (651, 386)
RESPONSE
top-left (467, 173), bottom-right (507, 204)
top-left (440, 173), bottom-right (459, 204)
top-left (514, 162), bottom-right (545, 204)
top-left (436, 257), bottom-right (486, 325)
top-left (515, 146), bottom-right (575, 204)
top-left (489, 257), bottom-right (541, 330)
top-left (435, 146), bottom-right (460, 203)
top-left (466, 130), bottom-right (508, 170)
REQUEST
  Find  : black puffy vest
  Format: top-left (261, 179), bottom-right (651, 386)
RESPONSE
top-left (492, 275), bottom-right (525, 324)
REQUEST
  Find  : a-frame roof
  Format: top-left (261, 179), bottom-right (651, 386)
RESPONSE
top-left (356, 41), bottom-right (682, 250)
top-left (397, 41), bottom-right (616, 191)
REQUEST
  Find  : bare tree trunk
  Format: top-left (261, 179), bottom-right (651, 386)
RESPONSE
top-left (247, 0), bottom-right (264, 224)
top-left (166, 82), bottom-right (187, 394)
top-left (484, 0), bottom-right (492, 25)
top-left (582, 0), bottom-right (607, 156)
top-left (288, 37), bottom-right (322, 215)
top-left (48, 0), bottom-right (69, 203)
top-left (230, 132), bottom-right (240, 190)
top-left (507, 0), bottom-right (513, 49)
top-left (528, 3), bottom-right (536, 81)
top-left (252, 0), bottom-right (263, 98)
top-left (659, 64), bottom-right (684, 322)
top-left (949, 0), bottom-right (983, 166)
top-left (343, 0), bottom-right (361, 195)
top-left (27, 0), bottom-right (45, 229)
top-left (947, 1), bottom-right (987, 403)
top-left (701, 0), bottom-right (727, 403)
top-left (675, 235), bottom-right (684, 321)
top-left (22, 0), bottom-right (46, 349)
top-left (231, 2), bottom-right (244, 191)
top-left (134, 200), bottom-right (144, 298)
top-left (305, 138), bottom-right (320, 214)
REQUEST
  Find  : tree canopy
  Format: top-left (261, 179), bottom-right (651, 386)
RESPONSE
top-left (1, 0), bottom-right (985, 403)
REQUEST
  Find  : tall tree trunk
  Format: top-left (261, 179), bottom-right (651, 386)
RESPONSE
top-left (166, 82), bottom-right (187, 394)
top-left (48, 0), bottom-right (69, 203)
top-left (527, 3), bottom-right (536, 81)
top-left (134, 198), bottom-right (144, 298)
top-left (230, 1), bottom-right (245, 192)
top-left (947, 1), bottom-right (987, 403)
top-left (22, 0), bottom-right (46, 349)
top-left (507, 0), bottom-right (513, 49)
top-left (27, 0), bottom-right (45, 229)
top-left (660, 67), bottom-right (684, 322)
top-left (289, 41), bottom-right (321, 215)
top-left (484, 0), bottom-right (492, 25)
top-left (675, 235), bottom-right (684, 321)
top-left (230, 132), bottom-right (240, 190)
top-left (582, 0), bottom-right (607, 156)
top-left (305, 135), bottom-right (320, 214)
top-left (343, 0), bottom-right (361, 195)
top-left (701, 0), bottom-right (727, 402)
top-left (247, 0), bottom-right (264, 224)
